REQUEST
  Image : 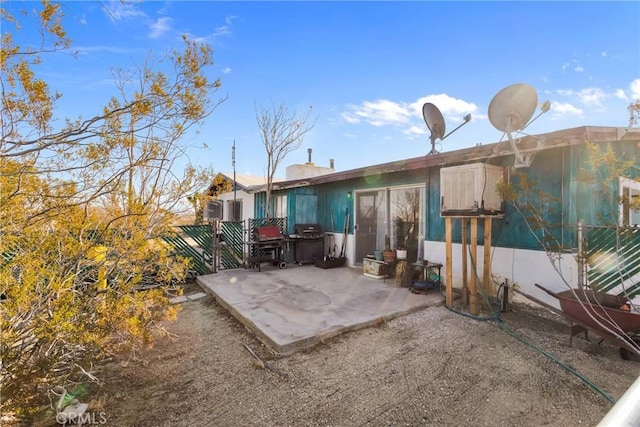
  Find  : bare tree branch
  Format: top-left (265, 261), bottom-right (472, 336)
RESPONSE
top-left (255, 101), bottom-right (317, 219)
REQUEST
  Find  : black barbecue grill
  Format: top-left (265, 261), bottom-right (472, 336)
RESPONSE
top-left (290, 223), bottom-right (325, 265)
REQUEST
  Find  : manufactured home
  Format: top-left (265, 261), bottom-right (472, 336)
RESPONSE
top-left (250, 126), bottom-right (640, 306)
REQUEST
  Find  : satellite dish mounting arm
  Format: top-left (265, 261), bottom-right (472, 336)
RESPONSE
top-left (505, 115), bottom-right (532, 168)
top-left (429, 125), bottom-right (442, 155)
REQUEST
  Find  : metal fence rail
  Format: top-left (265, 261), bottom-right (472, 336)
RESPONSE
top-left (163, 220), bottom-right (282, 275)
top-left (162, 229), bottom-right (212, 276)
top-left (220, 221), bottom-right (244, 269)
top-left (585, 225), bottom-right (640, 298)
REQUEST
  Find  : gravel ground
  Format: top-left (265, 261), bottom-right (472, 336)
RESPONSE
top-left (69, 288), bottom-right (640, 426)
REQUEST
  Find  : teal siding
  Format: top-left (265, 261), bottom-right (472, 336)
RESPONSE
top-left (253, 190), bottom-right (288, 220)
top-left (253, 192), bottom-right (266, 218)
top-left (316, 169), bottom-right (428, 235)
top-left (252, 139), bottom-right (640, 254)
top-left (287, 188), bottom-right (319, 233)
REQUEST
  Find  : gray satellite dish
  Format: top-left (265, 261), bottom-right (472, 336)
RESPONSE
top-left (488, 83), bottom-right (537, 133)
top-left (422, 102), bottom-right (471, 155)
top-left (422, 103), bottom-right (446, 140)
top-left (488, 83), bottom-right (547, 168)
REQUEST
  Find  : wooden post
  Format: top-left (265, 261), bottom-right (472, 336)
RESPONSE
top-left (445, 217), bottom-right (453, 308)
top-left (483, 217), bottom-right (493, 299)
top-left (461, 218), bottom-right (468, 305)
top-left (469, 218), bottom-right (478, 315)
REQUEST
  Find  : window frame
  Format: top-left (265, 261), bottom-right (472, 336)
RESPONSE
top-left (619, 177), bottom-right (640, 226)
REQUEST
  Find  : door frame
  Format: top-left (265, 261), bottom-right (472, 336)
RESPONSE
top-left (353, 184), bottom-right (425, 265)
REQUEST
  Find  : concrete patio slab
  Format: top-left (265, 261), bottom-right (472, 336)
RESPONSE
top-left (196, 264), bottom-right (444, 355)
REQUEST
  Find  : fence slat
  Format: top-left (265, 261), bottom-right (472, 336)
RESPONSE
top-left (586, 226), bottom-right (640, 298)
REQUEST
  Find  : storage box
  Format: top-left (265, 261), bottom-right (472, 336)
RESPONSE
top-left (363, 258), bottom-right (387, 279)
top-left (315, 257), bottom-right (346, 269)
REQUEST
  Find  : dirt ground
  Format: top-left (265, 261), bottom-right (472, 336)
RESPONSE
top-left (84, 283), bottom-right (639, 427)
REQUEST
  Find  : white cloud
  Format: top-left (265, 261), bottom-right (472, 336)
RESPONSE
top-left (102, 0), bottom-right (145, 22)
top-left (615, 89), bottom-right (627, 100)
top-left (214, 25), bottom-right (231, 37)
top-left (409, 94), bottom-right (477, 121)
top-left (73, 45), bottom-right (135, 55)
top-left (403, 125), bottom-right (426, 136)
top-left (341, 112), bottom-right (361, 124)
top-left (574, 66), bottom-right (584, 72)
top-left (185, 16), bottom-right (235, 45)
top-left (556, 87), bottom-right (608, 107)
top-left (630, 78), bottom-right (640, 100)
top-left (341, 99), bottom-right (411, 126)
top-left (341, 93), bottom-right (477, 130)
top-left (221, 67), bottom-right (232, 74)
top-left (556, 89), bottom-right (574, 97)
top-left (149, 17), bottom-right (172, 39)
top-left (551, 102), bottom-right (583, 118)
top-left (577, 87), bottom-right (607, 107)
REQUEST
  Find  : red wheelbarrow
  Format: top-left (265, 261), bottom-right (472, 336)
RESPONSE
top-left (516, 284), bottom-right (640, 360)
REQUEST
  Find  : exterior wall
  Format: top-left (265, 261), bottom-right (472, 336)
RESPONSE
top-left (217, 190), bottom-right (255, 225)
top-left (421, 139), bottom-right (640, 308)
top-left (252, 190), bottom-right (288, 223)
top-left (286, 163), bottom-right (334, 180)
top-left (249, 132), bottom-right (640, 306)
top-left (287, 187), bottom-right (320, 234)
top-left (425, 141), bottom-right (640, 251)
top-left (423, 240), bottom-right (579, 311)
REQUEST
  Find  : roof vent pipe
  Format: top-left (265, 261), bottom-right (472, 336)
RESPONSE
top-left (330, 158), bottom-right (334, 169)
top-left (307, 148), bottom-right (312, 164)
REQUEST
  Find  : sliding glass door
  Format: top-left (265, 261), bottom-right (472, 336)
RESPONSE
top-left (354, 190), bottom-right (386, 262)
top-left (354, 185), bottom-right (424, 264)
top-left (389, 187), bottom-right (424, 263)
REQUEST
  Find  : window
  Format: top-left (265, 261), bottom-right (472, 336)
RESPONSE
top-left (620, 177), bottom-right (640, 226)
top-left (227, 200), bottom-right (243, 221)
top-left (273, 195), bottom-right (287, 218)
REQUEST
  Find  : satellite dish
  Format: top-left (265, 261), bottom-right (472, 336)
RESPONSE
top-left (488, 83), bottom-right (537, 133)
top-left (488, 83), bottom-right (548, 168)
top-left (422, 103), bottom-right (446, 140)
top-left (422, 102), bottom-right (472, 155)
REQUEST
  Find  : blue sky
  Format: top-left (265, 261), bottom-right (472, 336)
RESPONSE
top-left (6, 1), bottom-right (640, 178)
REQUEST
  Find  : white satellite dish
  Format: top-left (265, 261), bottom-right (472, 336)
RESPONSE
top-left (423, 103), bottom-right (446, 140)
top-left (488, 83), bottom-right (537, 132)
top-left (488, 83), bottom-right (549, 168)
top-left (422, 102), bottom-right (471, 154)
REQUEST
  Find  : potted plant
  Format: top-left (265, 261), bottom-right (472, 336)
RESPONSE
top-left (382, 234), bottom-right (396, 263)
top-left (395, 245), bottom-right (407, 260)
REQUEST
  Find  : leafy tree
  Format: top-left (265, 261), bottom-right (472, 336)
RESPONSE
top-left (255, 101), bottom-right (316, 219)
top-left (187, 173), bottom-right (232, 223)
top-left (496, 142), bottom-right (640, 355)
top-left (496, 141), bottom-right (640, 288)
top-left (581, 142), bottom-right (638, 224)
top-left (0, 1), bottom-right (225, 418)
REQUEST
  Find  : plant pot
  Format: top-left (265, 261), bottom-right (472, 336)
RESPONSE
top-left (374, 250), bottom-right (383, 261)
top-left (396, 249), bottom-right (407, 260)
top-left (383, 250), bottom-right (396, 263)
